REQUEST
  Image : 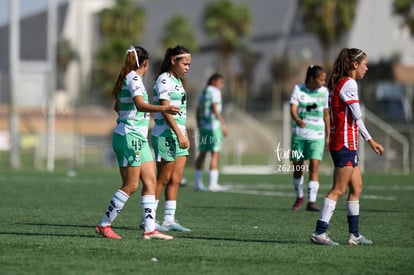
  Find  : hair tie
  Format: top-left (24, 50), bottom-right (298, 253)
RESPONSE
top-left (126, 45), bottom-right (140, 68)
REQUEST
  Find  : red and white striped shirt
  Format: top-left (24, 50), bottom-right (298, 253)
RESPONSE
top-left (329, 77), bottom-right (360, 151)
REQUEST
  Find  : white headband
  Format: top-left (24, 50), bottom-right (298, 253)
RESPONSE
top-left (126, 45), bottom-right (140, 68)
top-left (172, 53), bottom-right (191, 59)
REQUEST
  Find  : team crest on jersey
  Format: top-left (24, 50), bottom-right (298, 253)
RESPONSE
top-left (135, 151), bottom-right (141, 162)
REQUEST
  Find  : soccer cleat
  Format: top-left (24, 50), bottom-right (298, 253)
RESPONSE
top-left (291, 197), bottom-right (305, 211)
top-left (306, 202), bottom-right (320, 212)
top-left (208, 184), bottom-right (228, 192)
top-left (162, 221), bottom-right (191, 232)
top-left (95, 225), bottom-right (121, 239)
top-left (140, 221), bottom-right (170, 232)
top-left (348, 233), bottom-right (373, 246)
top-left (310, 232), bottom-right (340, 246)
top-left (194, 184), bottom-right (207, 192)
top-left (180, 178), bottom-right (187, 187)
top-left (142, 230), bottom-right (174, 240)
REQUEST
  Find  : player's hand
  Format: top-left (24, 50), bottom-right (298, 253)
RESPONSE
top-left (178, 134), bottom-right (190, 149)
top-left (222, 123), bottom-right (228, 137)
top-left (324, 137), bottom-right (329, 150)
top-left (297, 120), bottom-right (306, 128)
top-left (164, 105), bottom-right (180, 115)
top-left (368, 139), bottom-right (384, 156)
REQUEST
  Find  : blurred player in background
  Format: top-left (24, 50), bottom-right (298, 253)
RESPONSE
top-left (289, 65), bottom-right (329, 211)
top-left (151, 45), bottom-right (192, 232)
top-left (310, 48), bottom-right (384, 246)
top-left (194, 73), bottom-right (228, 192)
top-left (96, 46), bottom-right (177, 240)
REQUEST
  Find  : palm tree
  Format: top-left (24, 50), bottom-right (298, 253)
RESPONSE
top-left (269, 52), bottom-right (299, 112)
top-left (299, 0), bottom-right (357, 67)
top-left (157, 14), bottom-right (198, 100)
top-left (393, 0), bottom-right (414, 37)
top-left (161, 15), bottom-right (198, 53)
top-left (94, 0), bottom-right (146, 102)
top-left (56, 37), bottom-right (78, 90)
top-left (202, 0), bottom-right (251, 95)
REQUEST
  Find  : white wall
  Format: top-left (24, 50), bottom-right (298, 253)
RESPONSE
top-left (347, 0), bottom-right (414, 65)
top-left (62, 0), bottom-right (113, 105)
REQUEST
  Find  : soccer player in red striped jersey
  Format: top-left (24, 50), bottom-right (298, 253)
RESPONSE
top-left (310, 48), bottom-right (384, 246)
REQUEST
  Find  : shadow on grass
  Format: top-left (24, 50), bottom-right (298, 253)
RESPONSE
top-left (178, 235), bottom-right (303, 244)
top-left (5, 222), bottom-right (305, 244)
top-left (0, 222), bottom-right (140, 238)
top-left (0, 231), bottom-right (97, 238)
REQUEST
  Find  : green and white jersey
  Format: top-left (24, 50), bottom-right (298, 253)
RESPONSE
top-left (289, 83), bottom-right (329, 140)
top-left (151, 72), bottom-right (187, 137)
top-left (197, 85), bottom-right (222, 130)
top-left (113, 71), bottom-right (150, 139)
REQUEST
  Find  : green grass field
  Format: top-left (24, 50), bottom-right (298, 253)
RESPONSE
top-left (0, 168), bottom-right (413, 275)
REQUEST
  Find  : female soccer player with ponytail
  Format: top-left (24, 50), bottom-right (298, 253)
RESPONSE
top-left (95, 46), bottom-right (178, 240)
top-left (310, 48), bottom-right (384, 246)
top-left (151, 45), bottom-right (192, 232)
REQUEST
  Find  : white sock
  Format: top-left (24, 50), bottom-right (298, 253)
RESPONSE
top-left (195, 169), bottom-right (203, 187)
top-left (293, 176), bottom-right (304, 198)
top-left (209, 169), bottom-right (219, 187)
top-left (141, 195), bottom-right (156, 232)
top-left (163, 200), bottom-right (176, 224)
top-left (318, 198), bottom-right (336, 223)
top-left (155, 200), bottom-right (159, 212)
top-left (99, 189), bottom-right (129, 226)
top-left (308, 181), bottom-right (319, 202)
top-left (346, 200), bottom-right (360, 216)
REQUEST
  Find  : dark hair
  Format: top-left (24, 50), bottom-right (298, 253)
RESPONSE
top-left (305, 65), bottom-right (325, 84)
top-left (206, 73), bottom-right (223, 86)
top-left (327, 48), bottom-right (367, 90)
top-left (155, 45), bottom-right (190, 80)
top-left (112, 46), bottom-right (149, 113)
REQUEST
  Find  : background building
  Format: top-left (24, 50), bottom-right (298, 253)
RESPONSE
top-left (0, 0), bottom-right (412, 173)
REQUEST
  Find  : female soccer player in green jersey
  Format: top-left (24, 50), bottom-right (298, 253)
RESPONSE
top-left (289, 65), bottom-right (330, 212)
top-left (95, 46), bottom-right (179, 240)
top-left (194, 73), bottom-right (228, 192)
top-left (151, 45), bottom-right (192, 232)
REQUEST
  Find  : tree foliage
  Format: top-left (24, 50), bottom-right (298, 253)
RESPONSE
top-left (299, 0), bottom-right (357, 66)
top-left (94, 0), bottom-right (145, 102)
top-left (161, 15), bottom-right (198, 53)
top-left (393, 0), bottom-right (414, 37)
top-left (202, 0), bottom-right (251, 92)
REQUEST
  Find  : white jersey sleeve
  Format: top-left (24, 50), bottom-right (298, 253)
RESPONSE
top-left (127, 73), bottom-right (145, 99)
top-left (211, 86), bottom-right (221, 104)
top-left (289, 85), bottom-right (301, 106)
top-left (339, 79), bottom-right (359, 104)
top-left (156, 74), bottom-right (173, 101)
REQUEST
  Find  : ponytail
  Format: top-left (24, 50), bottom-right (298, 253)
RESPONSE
top-left (328, 48), bottom-right (366, 91)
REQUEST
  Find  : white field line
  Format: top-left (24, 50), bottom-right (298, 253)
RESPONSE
top-left (223, 183), bottom-right (403, 200)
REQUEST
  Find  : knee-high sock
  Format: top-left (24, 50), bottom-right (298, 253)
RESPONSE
top-left (98, 189), bottom-right (129, 226)
top-left (347, 200), bottom-right (360, 237)
top-left (315, 198), bottom-right (336, 234)
top-left (209, 169), bottom-right (219, 187)
top-left (293, 176), bottom-right (304, 198)
top-left (195, 169), bottom-right (203, 187)
top-left (308, 180), bottom-right (319, 202)
top-left (142, 195), bottom-right (156, 232)
top-left (163, 200), bottom-right (176, 223)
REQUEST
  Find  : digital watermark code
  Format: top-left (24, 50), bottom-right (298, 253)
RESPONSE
top-left (274, 142), bottom-right (309, 173)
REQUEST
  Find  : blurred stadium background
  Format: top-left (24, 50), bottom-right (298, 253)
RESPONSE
top-left (0, 0), bottom-right (413, 174)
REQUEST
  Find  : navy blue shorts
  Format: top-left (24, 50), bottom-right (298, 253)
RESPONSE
top-left (330, 146), bottom-right (359, 168)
